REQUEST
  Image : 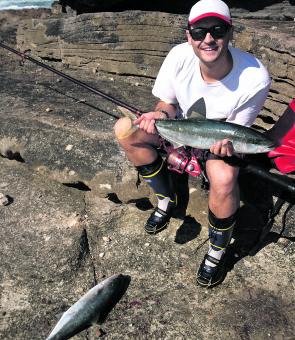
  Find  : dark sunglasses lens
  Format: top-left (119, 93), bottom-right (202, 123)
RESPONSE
top-left (190, 25), bottom-right (229, 41)
top-left (211, 25), bottom-right (228, 39)
top-left (190, 28), bottom-right (207, 41)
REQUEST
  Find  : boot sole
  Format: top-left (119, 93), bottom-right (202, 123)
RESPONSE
top-left (196, 273), bottom-right (224, 288)
top-left (145, 221), bottom-right (169, 234)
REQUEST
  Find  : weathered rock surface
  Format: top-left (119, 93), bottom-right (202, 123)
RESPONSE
top-left (0, 7), bottom-right (294, 340)
top-left (1, 138), bottom-right (295, 339)
top-left (0, 157), bottom-right (94, 339)
top-left (16, 11), bottom-right (295, 132)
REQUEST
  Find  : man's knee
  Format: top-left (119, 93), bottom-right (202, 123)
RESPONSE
top-left (114, 117), bottom-right (137, 141)
top-left (114, 118), bottom-right (160, 150)
top-left (206, 160), bottom-right (239, 193)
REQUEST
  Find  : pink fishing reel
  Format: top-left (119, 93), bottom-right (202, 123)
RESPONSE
top-left (166, 146), bottom-right (202, 177)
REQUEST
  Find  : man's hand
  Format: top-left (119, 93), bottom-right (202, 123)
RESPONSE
top-left (133, 111), bottom-right (167, 134)
top-left (210, 139), bottom-right (234, 157)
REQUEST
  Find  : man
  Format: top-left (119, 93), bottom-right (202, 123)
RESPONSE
top-left (114, 0), bottom-right (270, 287)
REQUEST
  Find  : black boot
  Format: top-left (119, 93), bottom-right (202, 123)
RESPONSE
top-left (144, 207), bottom-right (172, 234)
top-left (196, 210), bottom-right (237, 287)
top-left (196, 254), bottom-right (226, 287)
top-left (136, 155), bottom-right (176, 234)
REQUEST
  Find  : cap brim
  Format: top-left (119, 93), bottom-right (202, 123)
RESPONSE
top-left (189, 12), bottom-right (232, 25)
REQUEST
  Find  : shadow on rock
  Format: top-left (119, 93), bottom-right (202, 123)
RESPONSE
top-left (224, 170), bottom-right (295, 273)
top-left (170, 171), bottom-right (190, 218)
top-left (232, 204), bottom-right (270, 257)
top-left (211, 287), bottom-right (294, 338)
top-left (174, 215), bottom-right (202, 244)
top-left (127, 197), bottom-right (154, 211)
top-left (223, 198), bottom-right (274, 273)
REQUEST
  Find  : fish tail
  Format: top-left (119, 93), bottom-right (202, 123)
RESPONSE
top-left (117, 106), bottom-right (138, 121)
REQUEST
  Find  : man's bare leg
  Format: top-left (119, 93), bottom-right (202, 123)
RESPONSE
top-left (197, 159), bottom-right (239, 287)
top-left (114, 117), bottom-right (176, 233)
top-left (114, 117), bottom-right (159, 165)
top-left (206, 159), bottom-right (240, 217)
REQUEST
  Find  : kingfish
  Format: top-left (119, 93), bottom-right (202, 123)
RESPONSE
top-left (117, 107), bottom-right (275, 154)
top-left (156, 118), bottom-right (275, 154)
top-left (46, 274), bottom-right (131, 340)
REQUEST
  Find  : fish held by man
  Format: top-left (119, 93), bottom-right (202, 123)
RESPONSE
top-left (118, 106), bottom-right (275, 154)
top-left (155, 117), bottom-right (275, 154)
top-left (46, 274), bottom-right (131, 340)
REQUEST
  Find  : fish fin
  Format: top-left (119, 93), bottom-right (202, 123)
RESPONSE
top-left (189, 110), bottom-right (206, 119)
top-left (171, 141), bottom-right (184, 148)
top-left (114, 116), bottom-right (138, 140)
top-left (162, 136), bottom-right (184, 148)
top-left (117, 106), bottom-right (137, 121)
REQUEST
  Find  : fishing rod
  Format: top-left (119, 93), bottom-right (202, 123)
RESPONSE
top-left (0, 41), bottom-right (141, 116)
top-left (1, 42), bottom-right (295, 199)
top-left (228, 156), bottom-right (295, 199)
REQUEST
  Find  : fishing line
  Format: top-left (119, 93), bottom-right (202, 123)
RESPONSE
top-left (0, 41), bottom-right (141, 117)
top-left (41, 83), bottom-right (121, 119)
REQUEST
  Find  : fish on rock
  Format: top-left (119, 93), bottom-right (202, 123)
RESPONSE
top-left (46, 274), bottom-right (131, 340)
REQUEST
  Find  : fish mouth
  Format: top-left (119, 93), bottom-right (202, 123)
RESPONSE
top-left (252, 144), bottom-right (276, 154)
top-left (266, 142), bottom-right (278, 152)
top-left (118, 274), bottom-right (131, 290)
top-left (109, 274), bottom-right (131, 295)
top-left (97, 274), bottom-right (131, 324)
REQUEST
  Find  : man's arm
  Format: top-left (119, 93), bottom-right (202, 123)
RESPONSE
top-left (154, 101), bottom-right (177, 119)
top-left (133, 101), bottom-right (177, 134)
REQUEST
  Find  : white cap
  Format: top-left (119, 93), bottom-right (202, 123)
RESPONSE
top-left (188, 0), bottom-right (232, 26)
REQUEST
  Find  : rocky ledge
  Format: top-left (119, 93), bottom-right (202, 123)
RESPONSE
top-left (15, 10), bottom-right (295, 131)
top-left (0, 7), bottom-right (294, 340)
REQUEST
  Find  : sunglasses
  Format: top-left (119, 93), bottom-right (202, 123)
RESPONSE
top-left (189, 24), bottom-right (230, 41)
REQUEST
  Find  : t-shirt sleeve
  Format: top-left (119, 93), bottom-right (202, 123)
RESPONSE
top-left (226, 81), bottom-right (271, 127)
top-left (152, 48), bottom-right (179, 104)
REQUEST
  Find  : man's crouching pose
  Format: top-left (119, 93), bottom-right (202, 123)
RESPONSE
top-left (114, 0), bottom-right (270, 288)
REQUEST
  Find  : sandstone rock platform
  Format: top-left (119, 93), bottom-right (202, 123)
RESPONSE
top-left (0, 8), bottom-right (294, 340)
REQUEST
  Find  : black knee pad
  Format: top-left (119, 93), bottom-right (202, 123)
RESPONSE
top-left (208, 209), bottom-right (237, 229)
top-left (136, 154), bottom-right (163, 177)
top-left (208, 209), bottom-right (237, 251)
top-left (136, 154), bottom-right (174, 199)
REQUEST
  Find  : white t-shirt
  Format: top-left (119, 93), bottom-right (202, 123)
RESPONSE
top-left (152, 43), bottom-right (271, 127)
